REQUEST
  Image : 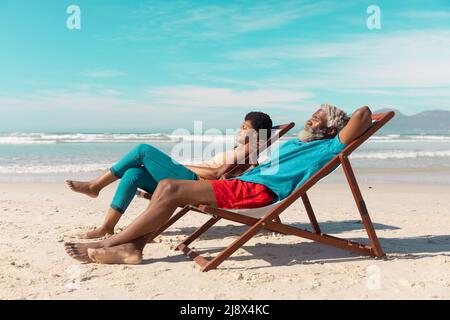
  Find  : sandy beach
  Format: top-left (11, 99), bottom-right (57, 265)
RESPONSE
top-left (1, 174), bottom-right (449, 300)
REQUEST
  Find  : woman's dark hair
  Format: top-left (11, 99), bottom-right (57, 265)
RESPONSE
top-left (245, 111), bottom-right (273, 138)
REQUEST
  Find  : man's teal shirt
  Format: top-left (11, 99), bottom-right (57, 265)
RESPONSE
top-left (236, 134), bottom-right (348, 201)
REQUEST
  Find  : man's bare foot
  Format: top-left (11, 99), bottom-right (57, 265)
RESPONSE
top-left (66, 180), bottom-right (99, 198)
top-left (64, 241), bottom-right (104, 263)
top-left (78, 226), bottom-right (114, 239)
top-left (87, 243), bottom-right (143, 265)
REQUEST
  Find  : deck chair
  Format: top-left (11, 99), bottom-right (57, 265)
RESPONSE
top-left (135, 122), bottom-right (295, 201)
top-left (160, 111), bottom-right (395, 271)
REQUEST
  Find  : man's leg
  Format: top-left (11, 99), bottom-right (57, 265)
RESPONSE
top-left (64, 179), bottom-right (217, 263)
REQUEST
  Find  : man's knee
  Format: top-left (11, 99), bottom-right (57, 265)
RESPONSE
top-left (156, 179), bottom-right (182, 199)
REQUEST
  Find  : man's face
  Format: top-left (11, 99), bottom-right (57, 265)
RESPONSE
top-left (298, 108), bottom-right (329, 142)
top-left (304, 108), bottom-right (328, 130)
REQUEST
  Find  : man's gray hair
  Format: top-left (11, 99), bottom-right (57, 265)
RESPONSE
top-left (320, 104), bottom-right (350, 132)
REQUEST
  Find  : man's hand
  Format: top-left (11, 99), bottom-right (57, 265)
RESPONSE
top-left (338, 106), bottom-right (372, 145)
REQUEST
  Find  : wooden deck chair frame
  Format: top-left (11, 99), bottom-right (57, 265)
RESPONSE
top-left (157, 111), bottom-right (395, 272)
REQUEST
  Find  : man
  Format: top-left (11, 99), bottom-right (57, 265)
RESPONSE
top-left (65, 104), bottom-right (372, 265)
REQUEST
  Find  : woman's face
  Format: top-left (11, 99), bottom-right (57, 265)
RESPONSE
top-left (236, 120), bottom-right (256, 144)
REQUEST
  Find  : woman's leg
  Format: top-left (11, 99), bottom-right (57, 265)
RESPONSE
top-left (110, 143), bottom-right (197, 182)
top-left (78, 167), bottom-right (158, 239)
top-left (66, 143), bottom-right (195, 197)
top-left (66, 144), bottom-right (197, 198)
top-left (66, 171), bottom-right (118, 198)
top-left (65, 179), bottom-right (217, 263)
top-left (78, 208), bottom-right (121, 239)
top-left (110, 167), bottom-right (158, 215)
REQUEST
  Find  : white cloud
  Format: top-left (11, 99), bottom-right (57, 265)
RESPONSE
top-left (147, 86), bottom-right (312, 109)
top-left (0, 85), bottom-right (313, 115)
top-left (115, 0), bottom-right (340, 41)
top-left (337, 88), bottom-right (450, 98)
top-left (98, 89), bottom-right (123, 96)
top-left (223, 30), bottom-right (450, 89)
top-left (401, 10), bottom-right (450, 20)
top-left (0, 91), bottom-right (147, 113)
top-left (81, 70), bottom-right (125, 78)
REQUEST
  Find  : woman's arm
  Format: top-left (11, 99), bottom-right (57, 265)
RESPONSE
top-left (185, 163), bottom-right (238, 180)
top-left (186, 142), bottom-right (256, 180)
top-left (220, 163), bottom-right (256, 180)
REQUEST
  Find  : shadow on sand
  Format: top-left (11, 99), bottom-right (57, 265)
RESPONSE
top-left (141, 221), bottom-right (450, 268)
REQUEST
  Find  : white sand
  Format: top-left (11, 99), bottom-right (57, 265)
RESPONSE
top-left (0, 179), bottom-right (449, 299)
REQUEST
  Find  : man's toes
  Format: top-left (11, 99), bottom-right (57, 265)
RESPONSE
top-left (67, 248), bottom-right (82, 256)
top-left (70, 251), bottom-right (92, 263)
top-left (65, 245), bottom-right (79, 254)
top-left (64, 244), bottom-right (74, 250)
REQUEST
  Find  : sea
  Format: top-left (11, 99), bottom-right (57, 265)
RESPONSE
top-left (1, 131), bottom-right (449, 185)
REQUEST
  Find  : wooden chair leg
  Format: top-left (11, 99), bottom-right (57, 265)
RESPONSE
top-left (273, 216), bottom-right (282, 223)
top-left (340, 155), bottom-right (385, 257)
top-left (176, 216), bottom-right (221, 250)
top-left (301, 193), bottom-right (321, 234)
top-left (203, 220), bottom-right (266, 271)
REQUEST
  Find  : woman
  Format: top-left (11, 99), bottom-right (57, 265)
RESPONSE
top-left (66, 111), bottom-right (273, 239)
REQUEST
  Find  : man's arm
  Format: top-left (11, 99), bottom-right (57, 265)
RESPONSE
top-left (338, 106), bottom-right (373, 145)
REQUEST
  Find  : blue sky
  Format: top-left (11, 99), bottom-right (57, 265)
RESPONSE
top-left (0, 0), bottom-right (449, 132)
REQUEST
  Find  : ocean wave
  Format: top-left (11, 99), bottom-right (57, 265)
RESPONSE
top-left (369, 135), bottom-right (450, 142)
top-left (1, 132), bottom-right (449, 145)
top-left (0, 132), bottom-right (243, 145)
top-left (0, 163), bottom-right (112, 174)
top-left (352, 150), bottom-right (450, 159)
top-left (1, 150), bottom-right (449, 174)
top-left (0, 133), bottom-right (176, 144)
top-left (0, 159), bottom-right (204, 174)
top-left (370, 134), bottom-right (401, 140)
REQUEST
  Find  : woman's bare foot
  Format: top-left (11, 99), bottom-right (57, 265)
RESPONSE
top-left (65, 180), bottom-right (99, 198)
top-left (78, 226), bottom-right (114, 239)
top-left (87, 243), bottom-right (143, 265)
top-left (64, 241), bottom-right (104, 263)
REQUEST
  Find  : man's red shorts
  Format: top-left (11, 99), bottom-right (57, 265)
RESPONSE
top-left (209, 179), bottom-right (276, 209)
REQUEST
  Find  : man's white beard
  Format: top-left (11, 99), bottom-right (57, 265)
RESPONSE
top-left (298, 125), bottom-right (327, 142)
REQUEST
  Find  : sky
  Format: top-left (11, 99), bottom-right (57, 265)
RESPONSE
top-left (0, 0), bottom-right (449, 133)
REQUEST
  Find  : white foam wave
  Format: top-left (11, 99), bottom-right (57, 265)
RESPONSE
top-left (1, 132), bottom-right (449, 145)
top-left (0, 133), bottom-right (176, 144)
top-left (369, 135), bottom-right (450, 142)
top-left (352, 150), bottom-right (450, 160)
top-left (0, 163), bottom-right (111, 174)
